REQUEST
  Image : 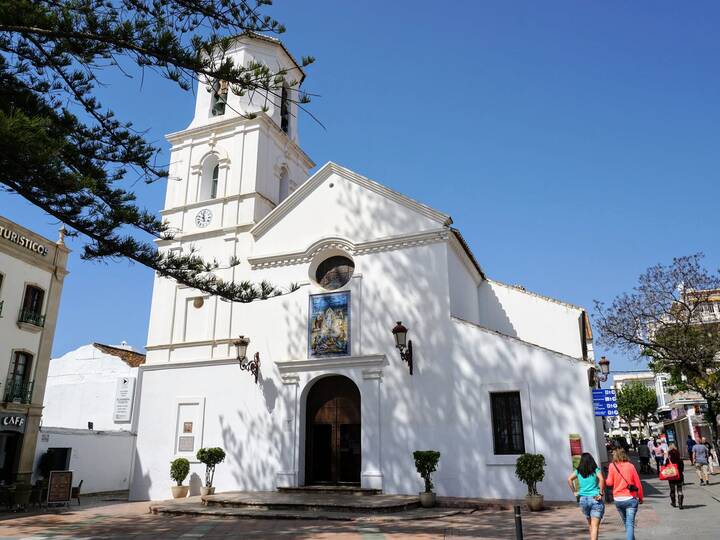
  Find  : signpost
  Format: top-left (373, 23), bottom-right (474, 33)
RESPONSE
top-left (592, 389), bottom-right (618, 417)
top-left (47, 470), bottom-right (73, 505)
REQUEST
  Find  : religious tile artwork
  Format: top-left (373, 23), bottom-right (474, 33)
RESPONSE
top-left (183, 422), bottom-right (193, 434)
top-left (309, 291), bottom-right (350, 358)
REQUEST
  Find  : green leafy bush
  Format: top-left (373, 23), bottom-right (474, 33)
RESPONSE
top-left (515, 453), bottom-right (545, 496)
top-left (196, 447), bottom-right (226, 487)
top-left (170, 458), bottom-right (190, 486)
top-left (413, 450), bottom-right (441, 493)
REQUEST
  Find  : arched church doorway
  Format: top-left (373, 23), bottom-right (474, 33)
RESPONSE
top-left (305, 375), bottom-right (361, 485)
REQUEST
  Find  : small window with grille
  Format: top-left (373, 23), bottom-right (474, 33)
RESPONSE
top-left (490, 391), bottom-right (525, 455)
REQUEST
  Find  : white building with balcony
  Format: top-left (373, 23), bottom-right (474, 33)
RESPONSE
top-left (130, 33), bottom-right (606, 502)
top-left (0, 216), bottom-right (69, 484)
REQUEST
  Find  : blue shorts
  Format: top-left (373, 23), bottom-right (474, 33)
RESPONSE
top-left (579, 495), bottom-right (605, 520)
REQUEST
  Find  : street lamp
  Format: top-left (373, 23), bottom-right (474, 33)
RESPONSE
top-left (589, 356), bottom-right (611, 387)
top-left (234, 335), bottom-right (260, 384)
top-left (392, 321), bottom-right (413, 375)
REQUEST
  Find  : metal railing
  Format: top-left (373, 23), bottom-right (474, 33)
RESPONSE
top-left (17, 308), bottom-right (45, 327)
top-left (3, 379), bottom-right (34, 404)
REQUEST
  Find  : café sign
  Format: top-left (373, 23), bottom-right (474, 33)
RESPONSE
top-left (0, 413), bottom-right (27, 433)
top-left (0, 225), bottom-right (48, 256)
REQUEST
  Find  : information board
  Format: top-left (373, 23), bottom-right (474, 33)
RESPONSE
top-left (113, 377), bottom-right (136, 423)
top-left (592, 389), bottom-right (618, 417)
top-left (47, 470), bottom-right (73, 504)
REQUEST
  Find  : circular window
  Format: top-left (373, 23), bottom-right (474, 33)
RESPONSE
top-left (315, 256), bottom-right (355, 290)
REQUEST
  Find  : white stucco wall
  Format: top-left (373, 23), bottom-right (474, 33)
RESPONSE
top-left (478, 280), bottom-right (585, 358)
top-left (34, 428), bottom-right (134, 494)
top-left (42, 344), bottom-right (138, 431)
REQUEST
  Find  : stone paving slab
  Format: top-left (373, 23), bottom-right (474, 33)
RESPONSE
top-left (201, 491), bottom-right (420, 512)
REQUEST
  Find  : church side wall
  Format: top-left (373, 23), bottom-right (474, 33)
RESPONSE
top-left (477, 280), bottom-right (584, 358)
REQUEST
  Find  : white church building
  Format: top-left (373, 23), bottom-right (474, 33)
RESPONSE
top-left (130, 33), bottom-right (605, 502)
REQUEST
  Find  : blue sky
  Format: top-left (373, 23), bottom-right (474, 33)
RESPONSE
top-left (2, 1), bottom-right (719, 375)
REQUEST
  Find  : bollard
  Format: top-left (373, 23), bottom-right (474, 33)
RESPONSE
top-left (514, 504), bottom-right (524, 540)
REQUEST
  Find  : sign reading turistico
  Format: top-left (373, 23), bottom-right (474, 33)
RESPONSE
top-left (592, 389), bottom-right (618, 417)
top-left (0, 224), bottom-right (48, 256)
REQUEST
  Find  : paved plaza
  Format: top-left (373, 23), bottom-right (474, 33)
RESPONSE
top-left (0, 467), bottom-right (717, 539)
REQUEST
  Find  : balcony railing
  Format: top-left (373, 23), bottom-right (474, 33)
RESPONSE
top-left (17, 308), bottom-right (45, 327)
top-left (3, 379), bottom-right (34, 404)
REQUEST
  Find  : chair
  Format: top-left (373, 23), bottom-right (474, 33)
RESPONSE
top-left (71, 479), bottom-right (83, 506)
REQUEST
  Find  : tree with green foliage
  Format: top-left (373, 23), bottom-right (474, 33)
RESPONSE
top-left (595, 253), bottom-right (720, 439)
top-left (0, 0), bottom-right (314, 302)
top-left (616, 382), bottom-right (658, 436)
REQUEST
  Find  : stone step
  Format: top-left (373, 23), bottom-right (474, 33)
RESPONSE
top-left (201, 491), bottom-right (419, 513)
top-left (278, 485), bottom-right (382, 496)
top-left (149, 499), bottom-right (465, 522)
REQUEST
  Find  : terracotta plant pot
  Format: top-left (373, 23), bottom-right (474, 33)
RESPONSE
top-left (171, 485), bottom-right (189, 499)
top-left (525, 493), bottom-right (544, 512)
top-left (200, 486), bottom-right (215, 497)
top-left (419, 491), bottom-right (436, 508)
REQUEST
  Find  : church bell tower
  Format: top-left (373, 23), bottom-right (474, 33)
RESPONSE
top-left (160, 33), bottom-right (314, 241)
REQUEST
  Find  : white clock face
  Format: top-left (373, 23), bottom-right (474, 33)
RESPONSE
top-left (195, 209), bottom-right (213, 228)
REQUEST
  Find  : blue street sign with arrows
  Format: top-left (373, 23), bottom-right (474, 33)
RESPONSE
top-left (592, 389), bottom-right (618, 417)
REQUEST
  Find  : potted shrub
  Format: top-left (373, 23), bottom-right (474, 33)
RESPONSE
top-left (170, 457), bottom-right (190, 498)
top-left (196, 447), bottom-right (226, 496)
top-left (515, 453), bottom-right (546, 511)
top-left (413, 450), bottom-right (441, 508)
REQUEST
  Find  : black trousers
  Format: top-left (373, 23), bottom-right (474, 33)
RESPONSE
top-left (669, 480), bottom-right (683, 505)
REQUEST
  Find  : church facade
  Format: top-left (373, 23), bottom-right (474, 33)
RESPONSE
top-left (130, 34), bottom-right (605, 502)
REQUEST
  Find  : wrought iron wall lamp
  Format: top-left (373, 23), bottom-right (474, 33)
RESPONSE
top-left (392, 321), bottom-right (413, 375)
top-left (234, 335), bottom-right (260, 384)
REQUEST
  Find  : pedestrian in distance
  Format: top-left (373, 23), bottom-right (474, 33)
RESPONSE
top-left (705, 439), bottom-right (717, 474)
top-left (686, 434), bottom-right (696, 464)
top-left (638, 439), bottom-right (651, 474)
top-left (568, 453), bottom-right (606, 540)
top-left (652, 439), bottom-right (666, 472)
top-left (693, 437), bottom-right (711, 485)
top-left (606, 448), bottom-right (644, 540)
top-left (661, 445), bottom-right (685, 509)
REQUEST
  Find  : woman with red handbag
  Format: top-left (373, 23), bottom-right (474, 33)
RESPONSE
top-left (664, 446), bottom-right (685, 509)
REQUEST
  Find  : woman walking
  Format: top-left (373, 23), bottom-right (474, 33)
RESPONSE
top-left (568, 453), bottom-right (605, 540)
top-left (665, 446), bottom-right (685, 509)
top-left (606, 448), bottom-right (643, 540)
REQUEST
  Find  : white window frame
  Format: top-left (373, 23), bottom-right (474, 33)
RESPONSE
top-left (482, 382), bottom-right (536, 465)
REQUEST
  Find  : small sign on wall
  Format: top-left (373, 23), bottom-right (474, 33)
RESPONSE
top-left (178, 436), bottom-right (194, 452)
top-left (113, 377), bottom-right (136, 423)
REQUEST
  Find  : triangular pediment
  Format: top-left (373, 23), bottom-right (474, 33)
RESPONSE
top-left (250, 162), bottom-right (451, 255)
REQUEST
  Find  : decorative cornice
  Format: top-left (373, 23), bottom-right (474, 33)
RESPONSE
top-left (140, 357), bottom-right (238, 371)
top-left (248, 229), bottom-right (450, 270)
top-left (165, 113), bottom-right (313, 168)
top-left (250, 162), bottom-right (452, 239)
top-left (145, 338), bottom-right (237, 352)
top-left (276, 354), bottom-right (387, 374)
